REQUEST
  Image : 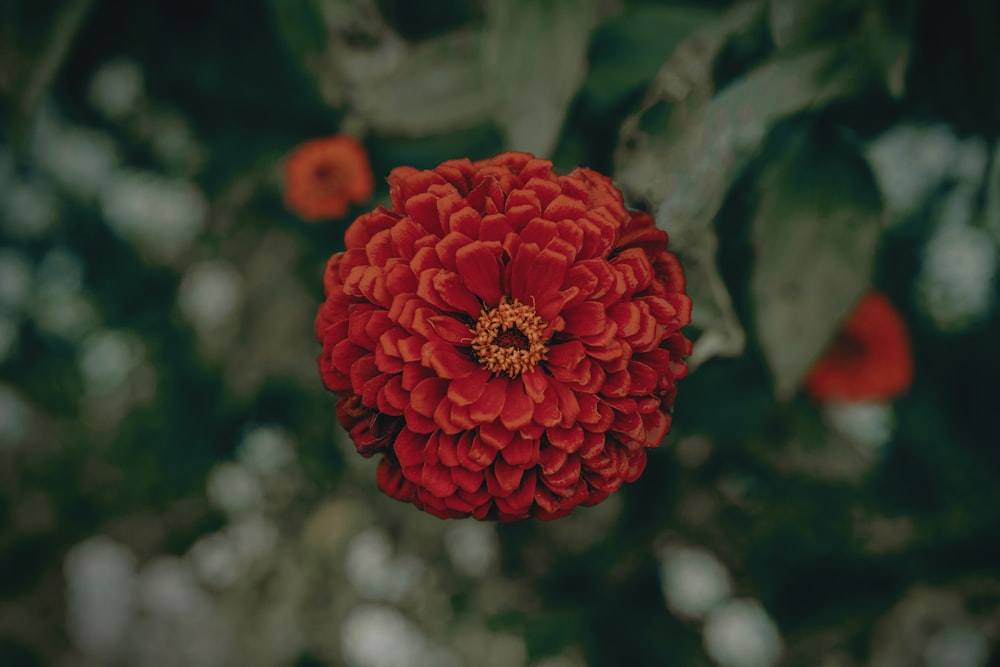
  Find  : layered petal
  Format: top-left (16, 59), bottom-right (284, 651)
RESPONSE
top-left (315, 151), bottom-right (692, 521)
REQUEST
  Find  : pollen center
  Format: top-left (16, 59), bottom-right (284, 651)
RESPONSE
top-left (471, 298), bottom-right (549, 377)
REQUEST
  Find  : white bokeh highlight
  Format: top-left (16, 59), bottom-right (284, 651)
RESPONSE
top-left (206, 462), bottom-right (264, 517)
top-left (703, 599), bottom-right (783, 667)
top-left (78, 330), bottom-right (143, 393)
top-left (0, 249), bottom-right (33, 312)
top-left (443, 520), bottom-right (500, 578)
top-left (865, 124), bottom-right (960, 221)
top-left (32, 107), bottom-right (119, 198)
top-left (659, 545), bottom-right (732, 620)
top-left (0, 385), bottom-right (32, 449)
top-left (822, 402), bottom-right (895, 454)
top-left (64, 536), bottom-right (137, 661)
top-left (917, 216), bottom-right (997, 332)
top-left (340, 604), bottom-right (455, 667)
top-left (100, 170), bottom-right (207, 257)
top-left (237, 425), bottom-right (295, 477)
top-left (88, 58), bottom-right (145, 119)
top-left (924, 625), bottom-right (990, 667)
top-left (345, 527), bottom-right (424, 602)
top-left (1, 178), bottom-right (60, 237)
top-left (177, 260), bottom-right (244, 332)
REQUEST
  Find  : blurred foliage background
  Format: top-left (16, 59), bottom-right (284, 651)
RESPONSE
top-left (1, 0), bottom-right (1000, 666)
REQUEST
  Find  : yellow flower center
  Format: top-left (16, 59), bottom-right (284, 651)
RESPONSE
top-left (470, 298), bottom-right (549, 377)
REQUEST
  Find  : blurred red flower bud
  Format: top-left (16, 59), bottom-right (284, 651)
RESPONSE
top-left (806, 291), bottom-right (914, 402)
top-left (284, 135), bottom-right (374, 221)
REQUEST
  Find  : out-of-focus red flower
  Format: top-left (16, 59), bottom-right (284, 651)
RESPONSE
top-left (806, 291), bottom-right (914, 402)
top-left (284, 135), bottom-right (374, 221)
top-left (315, 152), bottom-right (692, 521)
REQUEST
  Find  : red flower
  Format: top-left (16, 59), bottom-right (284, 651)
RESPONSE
top-left (805, 291), bottom-right (914, 402)
top-left (284, 135), bottom-right (374, 221)
top-left (315, 152), bottom-right (692, 521)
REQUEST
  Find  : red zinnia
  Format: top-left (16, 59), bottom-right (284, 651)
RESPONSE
top-left (805, 291), bottom-right (914, 402)
top-left (284, 135), bottom-right (374, 221)
top-left (315, 152), bottom-right (692, 521)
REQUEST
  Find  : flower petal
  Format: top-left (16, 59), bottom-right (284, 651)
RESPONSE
top-left (457, 432), bottom-right (495, 471)
top-left (521, 368), bottom-right (548, 403)
top-left (547, 424), bottom-right (584, 453)
top-left (495, 469), bottom-right (537, 516)
top-left (421, 461), bottom-right (458, 497)
top-left (500, 378), bottom-right (533, 431)
top-left (486, 457), bottom-right (524, 496)
top-left (376, 458), bottom-right (415, 501)
top-left (404, 191), bottom-right (445, 235)
top-left (563, 301), bottom-right (607, 336)
top-left (543, 453), bottom-right (581, 489)
top-left (470, 376), bottom-right (508, 423)
top-left (479, 419), bottom-right (514, 449)
top-left (539, 446), bottom-right (568, 475)
top-left (447, 369), bottom-right (491, 406)
top-left (455, 241), bottom-right (503, 305)
top-left (421, 340), bottom-right (480, 378)
top-left (410, 377), bottom-right (448, 417)
top-left (451, 465), bottom-right (484, 493)
top-left (500, 435), bottom-right (539, 466)
top-left (394, 428), bottom-right (427, 467)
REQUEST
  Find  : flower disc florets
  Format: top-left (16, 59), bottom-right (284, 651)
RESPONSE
top-left (315, 152), bottom-right (692, 521)
top-left (471, 298), bottom-right (549, 377)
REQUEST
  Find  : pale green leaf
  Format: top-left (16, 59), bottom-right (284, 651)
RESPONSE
top-left (612, 0), bottom-right (766, 365)
top-left (615, 16), bottom-right (868, 366)
top-left (583, 5), bottom-right (720, 114)
top-left (348, 30), bottom-right (496, 135)
top-left (482, 0), bottom-right (601, 157)
top-left (640, 46), bottom-right (864, 230)
top-left (751, 133), bottom-right (883, 399)
top-left (768, 0), bottom-right (845, 50)
top-left (858, 3), bottom-right (913, 99)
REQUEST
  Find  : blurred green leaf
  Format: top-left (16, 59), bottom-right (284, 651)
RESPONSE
top-left (616, 10), bottom-right (869, 365)
top-left (267, 0), bottom-right (481, 125)
top-left (751, 130), bottom-right (882, 399)
top-left (583, 5), bottom-right (720, 115)
top-left (768, 0), bottom-right (842, 50)
top-left (630, 45), bottom-right (865, 230)
top-left (985, 141), bottom-right (1000, 239)
top-left (615, 1), bottom-right (768, 367)
top-left (266, 0), bottom-right (596, 155)
top-left (615, 1), bottom-right (768, 196)
top-left (266, 0), bottom-right (328, 63)
top-left (858, 1), bottom-right (914, 99)
top-left (348, 29), bottom-right (495, 135)
top-left (3, 0), bottom-right (97, 144)
top-left (482, 0), bottom-right (600, 156)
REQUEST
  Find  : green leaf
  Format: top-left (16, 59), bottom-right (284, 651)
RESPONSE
top-left (615, 0), bottom-right (769, 193)
top-left (768, 0), bottom-right (842, 50)
top-left (612, 0), bottom-right (767, 366)
top-left (267, 0), bottom-right (596, 153)
top-left (858, 2), bottom-right (914, 99)
top-left (615, 11), bottom-right (869, 366)
top-left (583, 5), bottom-right (720, 115)
top-left (348, 29), bottom-right (496, 135)
top-left (482, 0), bottom-right (601, 157)
top-left (266, 0), bottom-right (328, 62)
top-left (266, 0), bottom-right (493, 131)
top-left (750, 131), bottom-right (883, 399)
top-left (627, 45), bottom-right (865, 228)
